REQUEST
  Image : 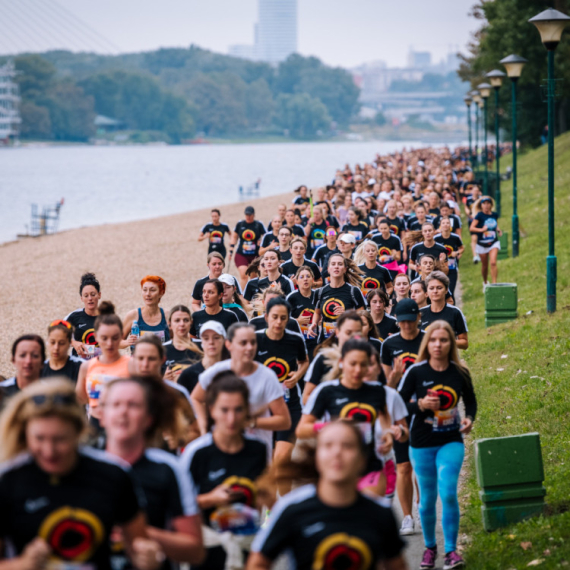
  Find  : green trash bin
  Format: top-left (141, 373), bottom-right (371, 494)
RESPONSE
top-left (497, 232), bottom-right (509, 260)
top-left (475, 433), bottom-right (546, 531)
top-left (485, 283), bottom-right (518, 327)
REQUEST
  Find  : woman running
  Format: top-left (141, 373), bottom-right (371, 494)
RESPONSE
top-left (420, 272), bottom-right (469, 350)
top-left (249, 287), bottom-right (302, 334)
top-left (76, 302), bottom-right (131, 424)
top-left (342, 206), bottom-right (369, 242)
top-left (255, 297), bottom-right (308, 491)
top-left (355, 239), bottom-right (394, 295)
top-left (182, 373), bottom-right (268, 570)
top-left (0, 379), bottom-right (163, 570)
top-left (411, 280), bottom-right (429, 309)
top-left (198, 208), bottom-right (231, 259)
top-left (469, 196), bottom-right (502, 288)
top-left (0, 334), bottom-right (44, 401)
top-left (371, 218), bottom-right (403, 266)
top-left (190, 323), bottom-right (291, 456)
top-left (312, 227), bottom-right (339, 268)
top-left (304, 205), bottom-right (329, 258)
top-left (280, 237), bottom-right (323, 285)
top-left (302, 310), bottom-right (363, 404)
top-left (65, 272), bottom-right (101, 359)
top-left (163, 305), bottom-right (202, 379)
top-left (385, 199), bottom-right (406, 238)
top-left (287, 266), bottom-right (318, 360)
top-left (399, 321), bottom-right (477, 569)
top-left (41, 320), bottom-right (83, 384)
top-left (245, 249), bottom-right (294, 303)
top-left (367, 289), bottom-right (399, 342)
top-left (389, 273), bottom-right (411, 315)
top-left (435, 217), bottom-right (464, 296)
top-left (357, 309), bottom-right (383, 354)
top-left (248, 421), bottom-right (406, 570)
top-left (102, 376), bottom-right (205, 568)
top-left (308, 253), bottom-right (365, 342)
top-left (123, 276), bottom-right (170, 348)
top-left (218, 273), bottom-right (249, 322)
top-left (190, 280), bottom-right (239, 341)
top-left (178, 321), bottom-right (227, 393)
top-left (192, 252), bottom-right (240, 312)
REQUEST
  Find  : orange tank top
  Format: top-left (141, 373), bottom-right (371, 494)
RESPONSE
top-left (85, 354), bottom-right (130, 409)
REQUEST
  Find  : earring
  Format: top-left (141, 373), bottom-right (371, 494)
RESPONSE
top-left (339, 363), bottom-right (343, 369)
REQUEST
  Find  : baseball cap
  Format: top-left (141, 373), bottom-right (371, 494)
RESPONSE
top-left (368, 178), bottom-right (376, 185)
top-left (480, 197), bottom-right (493, 205)
top-left (394, 299), bottom-right (420, 322)
top-left (244, 206), bottom-right (255, 215)
top-left (338, 233), bottom-right (356, 244)
top-left (218, 273), bottom-right (236, 287)
top-left (199, 320), bottom-right (227, 338)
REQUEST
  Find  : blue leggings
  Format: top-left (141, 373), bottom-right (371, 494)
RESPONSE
top-left (409, 442), bottom-right (465, 554)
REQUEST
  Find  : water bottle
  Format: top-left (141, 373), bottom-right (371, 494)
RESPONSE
top-left (130, 320), bottom-right (140, 354)
top-left (283, 387), bottom-right (290, 403)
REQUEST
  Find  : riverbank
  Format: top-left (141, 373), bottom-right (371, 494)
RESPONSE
top-left (0, 192), bottom-right (290, 374)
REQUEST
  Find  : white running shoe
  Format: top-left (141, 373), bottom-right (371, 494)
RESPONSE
top-left (473, 255), bottom-right (481, 264)
top-left (399, 514), bottom-right (415, 535)
top-left (483, 281), bottom-right (489, 293)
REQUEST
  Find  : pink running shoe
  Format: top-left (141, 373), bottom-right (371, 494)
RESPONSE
top-left (443, 551), bottom-right (465, 569)
top-left (420, 547), bottom-right (437, 569)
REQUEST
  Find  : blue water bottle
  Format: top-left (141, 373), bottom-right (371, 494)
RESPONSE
top-left (130, 320), bottom-right (140, 353)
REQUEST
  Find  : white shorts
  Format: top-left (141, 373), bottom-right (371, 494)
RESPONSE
top-left (476, 241), bottom-right (500, 255)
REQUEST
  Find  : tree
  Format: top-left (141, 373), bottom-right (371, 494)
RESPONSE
top-left (14, 55), bottom-right (56, 99)
top-left (458, 0), bottom-right (570, 147)
top-left (19, 102), bottom-right (51, 139)
top-left (276, 93), bottom-right (331, 139)
top-left (246, 79), bottom-right (275, 129)
top-left (375, 112), bottom-right (387, 126)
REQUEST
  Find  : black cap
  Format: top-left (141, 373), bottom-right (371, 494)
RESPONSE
top-left (244, 206), bottom-right (255, 215)
top-left (394, 299), bottom-right (420, 322)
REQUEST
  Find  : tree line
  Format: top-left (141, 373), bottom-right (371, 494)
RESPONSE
top-left (6, 46), bottom-right (360, 142)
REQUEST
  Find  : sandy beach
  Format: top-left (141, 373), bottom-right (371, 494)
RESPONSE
top-left (1, 192), bottom-right (291, 375)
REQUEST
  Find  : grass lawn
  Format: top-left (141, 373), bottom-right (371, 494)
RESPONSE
top-left (459, 132), bottom-right (570, 568)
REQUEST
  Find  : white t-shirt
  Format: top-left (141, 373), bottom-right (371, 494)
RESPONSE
top-left (198, 359), bottom-right (284, 457)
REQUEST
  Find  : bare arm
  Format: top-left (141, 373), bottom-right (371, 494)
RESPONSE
top-left (296, 413), bottom-right (318, 439)
top-left (379, 554), bottom-right (408, 570)
top-left (146, 515), bottom-right (205, 565)
top-left (256, 397), bottom-right (291, 432)
top-left (456, 333), bottom-right (468, 350)
top-left (190, 383), bottom-right (208, 435)
top-left (302, 382), bottom-right (317, 406)
top-left (75, 361), bottom-right (90, 405)
top-left (246, 552), bottom-right (272, 570)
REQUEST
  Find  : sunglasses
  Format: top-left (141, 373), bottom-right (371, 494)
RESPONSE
top-left (49, 319), bottom-right (72, 330)
top-left (31, 393), bottom-right (77, 407)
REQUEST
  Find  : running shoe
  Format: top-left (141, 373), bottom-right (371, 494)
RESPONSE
top-left (420, 547), bottom-right (437, 569)
top-left (399, 514), bottom-right (415, 535)
top-left (473, 255), bottom-right (480, 264)
top-left (443, 551), bottom-right (465, 569)
top-left (483, 281), bottom-right (489, 293)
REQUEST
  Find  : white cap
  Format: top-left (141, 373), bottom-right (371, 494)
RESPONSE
top-left (199, 320), bottom-right (227, 338)
top-left (367, 178), bottom-right (376, 185)
top-left (418, 160), bottom-right (425, 167)
top-left (338, 233), bottom-right (356, 244)
top-left (218, 273), bottom-right (236, 287)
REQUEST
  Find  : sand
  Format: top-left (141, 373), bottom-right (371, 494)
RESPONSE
top-left (1, 192), bottom-right (291, 375)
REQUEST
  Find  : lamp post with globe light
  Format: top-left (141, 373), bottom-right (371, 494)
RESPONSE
top-left (472, 90), bottom-right (481, 168)
top-left (464, 94), bottom-right (473, 165)
top-left (487, 70), bottom-right (506, 217)
top-left (477, 82), bottom-right (492, 196)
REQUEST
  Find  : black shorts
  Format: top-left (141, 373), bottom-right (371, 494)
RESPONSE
top-left (274, 405), bottom-right (302, 443)
top-left (394, 439), bottom-right (410, 464)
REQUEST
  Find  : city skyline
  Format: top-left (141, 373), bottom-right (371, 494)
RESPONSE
top-left (0, 0), bottom-right (479, 69)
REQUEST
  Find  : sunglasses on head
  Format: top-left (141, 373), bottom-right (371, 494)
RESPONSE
top-left (49, 319), bottom-right (72, 330)
top-left (31, 393), bottom-right (77, 407)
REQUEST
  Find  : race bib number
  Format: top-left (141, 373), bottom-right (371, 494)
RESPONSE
top-left (140, 330), bottom-right (166, 342)
top-left (85, 345), bottom-right (102, 360)
top-left (323, 321), bottom-right (336, 339)
top-left (448, 257), bottom-right (457, 270)
top-left (482, 230), bottom-right (496, 241)
top-left (312, 238), bottom-right (324, 249)
top-left (210, 235), bottom-right (222, 244)
top-left (210, 504), bottom-right (260, 535)
top-left (242, 242), bottom-right (256, 253)
top-left (432, 407), bottom-right (461, 433)
top-left (87, 374), bottom-right (116, 407)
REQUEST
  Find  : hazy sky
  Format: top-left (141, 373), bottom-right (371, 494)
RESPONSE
top-left (2, 0), bottom-right (480, 69)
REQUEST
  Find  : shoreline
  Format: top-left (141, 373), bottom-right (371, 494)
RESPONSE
top-left (0, 191), bottom-right (291, 374)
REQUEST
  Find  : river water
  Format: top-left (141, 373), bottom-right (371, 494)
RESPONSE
top-left (0, 140), bottom-right (446, 244)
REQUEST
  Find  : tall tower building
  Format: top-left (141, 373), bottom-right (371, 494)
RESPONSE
top-left (0, 61), bottom-right (21, 141)
top-left (256, 0), bottom-right (297, 64)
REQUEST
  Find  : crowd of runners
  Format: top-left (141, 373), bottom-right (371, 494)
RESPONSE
top-left (0, 144), bottom-right (505, 570)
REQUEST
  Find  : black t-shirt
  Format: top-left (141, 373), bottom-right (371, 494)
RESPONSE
top-left (305, 352), bottom-right (331, 387)
top-left (178, 361), bottom-right (205, 394)
top-left (288, 224), bottom-right (306, 238)
top-left (163, 341), bottom-right (201, 372)
top-left (435, 233), bottom-right (464, 271)
top-left (433, 214), bottom-right (462, 233)
top-left (374, 313), bottom-right (399, 342)
top-left (190, 308), bottom-right (238, 338)
top-left (234, 220), bottom-right (266, 257)
top-left (192, 274), bottom-right (242, 302)
top-left (280, 258), bottom-right (322, 282)
top-left (243, 278), bottom-right (261, 303)
top-left (244, 275), bottom-right (294, 301)
top-left (276, 247), bottom-right (292, 262)
top-left (224, 304), bottom-right (249, 322)
top-left (315, 283), bottom-right (366, 341)
top-left (249, 315), bottom-right (302, 335)
top-left (384, 216), bottom-right (406, 237)
top-left (0, 448), bottom-right (142, 570)
top-left (293, 196), bottom-right (310, 207)
top-left (409, 242), bottom-right (448, 266)
top-left (381, 331), bottom-right (425, 371)
top-left (399, 360), bottom-right (477, 448)
top-left (342, 222), bottom-right (369, 242)
top-left (41, 356), bottom-right (83, 384)
top-left (303, 380), bottom-right (387, 472)
top-left (65, 308), bottom-right (98, 357)
top-left (312, 244), bottom-right (339, 268)
top-left (260, 232), bottom-right (280, 249)
top-left (420, 304), bottom-right (468, 337)
top-left (181, 433), bottom-right (267, 528)
top-left (371, 234), bottom-right (403, 261)
top-left (473, 212), bottom-right (499, 246)
top-left (200, 223), bottom-right (231, 255)
top-left (358, 263), bottom-right (392, 293)
top-left (286, 290), bottom-right (318, 358)
top-left (0, 377), bottom-right (20, 401)
top-left (306, 222), bottom-right (329, 255)
top-left (255, 329), bottom-right (307, 409)
top-left (252, 484), bottom-right (404, 569)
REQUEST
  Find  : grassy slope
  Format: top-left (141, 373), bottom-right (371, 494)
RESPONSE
top-left (460, 132), bottom-right (570, 568)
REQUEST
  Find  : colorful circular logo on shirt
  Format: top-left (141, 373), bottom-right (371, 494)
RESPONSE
top-left (39, 506), bottom-right (104, 562)
top-left (340, 402), bottom-right (377, 423)
top-left (377, 246), bottom-right (392, 258)
top-left (389, 224), bottom-right (400, 235)
top-left (322, 298), bottom-right (345, 320)
top-left (210, 230), bottom-right (224, 244)
top-left (242, 229), bottom-right (256, 241)
top-left (313, 532), bottom-right (373, 570)
top-left (362, 277), bottom-right (381, 290)
top-left (222, 476), bottom-right (257, 506)
top-left (263, 357), bottom-right (290, 382)
top-left (442, 244), bottom-right (454, 256)
top-left (82, 328), bottom-right (97, 346)
top-left (399, 352), bottom-right (418, 370)
top-left (431, 384), bottom-right (458, 411)
top-left (311, 229), bottom-right (325, 245)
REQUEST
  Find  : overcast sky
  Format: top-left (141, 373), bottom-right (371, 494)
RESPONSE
top-left (1, 0), bottom-right (480, 69)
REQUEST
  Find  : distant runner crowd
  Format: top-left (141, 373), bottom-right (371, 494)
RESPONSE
top-left (1, 145), bottom-right (506, 570)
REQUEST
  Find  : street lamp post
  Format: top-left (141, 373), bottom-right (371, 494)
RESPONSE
top-left (487, 70), bottom-right (506, 217)
top-left (529, 8), bottom-right (570, 314)
top-left (478, 83), bottom-right (492, 196)
top-left (500, 54), bottom-right (528, 258)
top-left (472, 91), bottom-right (481, 168)
top-left (464, 95), bottom-right (473, 166)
